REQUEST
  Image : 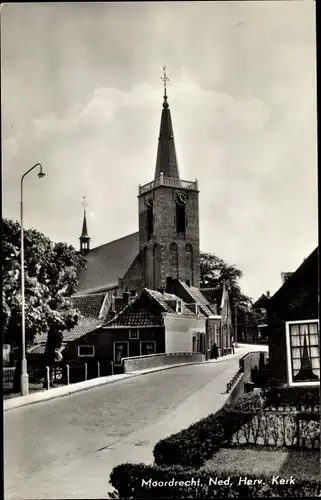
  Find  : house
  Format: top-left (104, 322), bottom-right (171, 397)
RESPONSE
top-left (267, 247), bottom-right (319, 387)
top-left (252, 291), bottom-right (270, 343)
top-left (62, 288), bottom-right (206, 374)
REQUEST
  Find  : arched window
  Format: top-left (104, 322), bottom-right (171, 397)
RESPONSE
top-left (185, 244), bottom-right (193, 285)
top-left (169, 242), bottom-right (179, 279)
top-left (153, 243), bottom-right (161, 289)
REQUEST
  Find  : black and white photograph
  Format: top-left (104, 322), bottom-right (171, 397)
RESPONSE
top-left (2, 1), bottom-right (319, 498)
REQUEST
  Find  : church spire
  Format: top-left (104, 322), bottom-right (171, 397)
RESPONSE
top-left (154, 66), bottom-right (180, 180)
top-left (79, 196), bottom-right (90, 252)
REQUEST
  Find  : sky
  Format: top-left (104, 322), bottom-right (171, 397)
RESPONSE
top-left (1, 1), bottom-right (317, 301)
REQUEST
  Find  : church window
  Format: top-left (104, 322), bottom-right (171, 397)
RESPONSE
top-left (145, 198), bottom-right (153, 241)
top-left (175, 192), bottom-right (186, 234)
top-left (143, 247), bottom-right (149, 287)
top-left (286, 320), bottom-right (319, 386)
top-left (169, 242), bottom-right (179, 278)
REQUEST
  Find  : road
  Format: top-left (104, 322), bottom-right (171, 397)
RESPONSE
top-left (4, 345), bottom-right (267, 499)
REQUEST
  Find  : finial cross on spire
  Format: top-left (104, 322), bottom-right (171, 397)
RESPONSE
top-left (81, 196), bottom-right (88, 210)
top-left (160, 65), bottom-right (170, 97)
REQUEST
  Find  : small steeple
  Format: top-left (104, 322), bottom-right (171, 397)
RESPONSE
top-left (79, 196), bottom-right (90, 253)
top-left (154, 66), bottom-right (180, 180)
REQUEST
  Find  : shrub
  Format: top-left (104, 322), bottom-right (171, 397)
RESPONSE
top-left (109, 463), bottom-right (321, 499)
top-left (153, 391), bottom-right (264, 467)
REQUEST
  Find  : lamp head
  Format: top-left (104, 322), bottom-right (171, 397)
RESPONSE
top-left (37, 164), bottom-right (46, 179)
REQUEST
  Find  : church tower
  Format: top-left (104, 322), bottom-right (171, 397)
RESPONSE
top-left (79, 197), bottom-right (91, 253)
top-left (138, 67), bottom-right (200, 290)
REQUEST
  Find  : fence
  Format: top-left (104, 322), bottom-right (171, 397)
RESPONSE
top-left (2, 362), bottom-right (102, 394)
top-left (230, 409), bottom-right (320, 450)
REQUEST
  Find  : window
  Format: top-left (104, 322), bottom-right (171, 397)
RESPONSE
top-left (78, 345), bottom-right (95, 357)
top-left (145, 198), bottom-right (153, 240)
top-left (175, 193), bottom-right (186, 234)
top-left (129, 329), bottom-right (139, 340)
top-left (140, 341), bottom-right (156, 356)
top-left (113, 341), bottom-right (129, 366)
top-left (286, 320), bottom-right (319, 386)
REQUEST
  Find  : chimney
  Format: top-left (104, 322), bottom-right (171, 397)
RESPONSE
top-left (123, 292), bottom-right (130, 304)
top-left (266, 291), bottom-right (270, 299)
top-left (186, 279), bottom-right (191, 287)
top-left (157, 288), bottom-right (165, 295)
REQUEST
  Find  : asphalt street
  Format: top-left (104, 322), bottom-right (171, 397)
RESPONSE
top-left (4, 345), bottom-right (267, 499)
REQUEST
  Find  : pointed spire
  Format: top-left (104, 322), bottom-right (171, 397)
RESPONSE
top-left (79, 196), bottom-right (90, 252)
top-left (154, 66), bottom-right (180, 180)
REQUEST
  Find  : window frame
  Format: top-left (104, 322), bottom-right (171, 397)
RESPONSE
top-left (77, 345), bottom-right (95, 358)
top-left (113, 341), bottom-right (129, 366)
top-left (140, 340), bottom-right (156, 356)
top-left (129, 329), bottom-right (139, 340)
top-left (285, 319), bottom-right (319, 387)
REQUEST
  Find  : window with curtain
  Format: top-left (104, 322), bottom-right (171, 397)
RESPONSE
top-left (286, 320), bottom-right (319, 385)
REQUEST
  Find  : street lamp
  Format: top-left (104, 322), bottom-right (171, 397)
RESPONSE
top-left (20, 163), bottom-right (46, 396)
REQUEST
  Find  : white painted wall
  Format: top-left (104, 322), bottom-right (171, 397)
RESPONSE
top-left (163, 314), bottom-right (206, 353)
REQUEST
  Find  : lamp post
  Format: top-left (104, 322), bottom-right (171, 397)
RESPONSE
top-left (20, 163), bottom-right (46, 396)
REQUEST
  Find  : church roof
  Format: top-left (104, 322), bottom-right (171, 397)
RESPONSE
top-left (154, 95), bottom-right (180, 180)
top-left (76, 232), bottom-right (139, 294)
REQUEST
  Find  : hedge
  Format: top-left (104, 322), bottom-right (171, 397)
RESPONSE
top-left (263, 386), bottom-right (320, 410)
top-left (153, 391), bottom-right (264, 467)
top-left (109, 462), bottom-right (321, 498)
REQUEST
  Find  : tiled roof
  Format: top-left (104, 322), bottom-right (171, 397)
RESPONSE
top-left (200, 287), bottom-right (223, 310)
top-left (77, 232), bottom-right (139, 294)
top-left (104, 288), bottom-right (197, 328)
top-left (32, 317), bottom-right (102, 346)
top-left (72, 293), bottom-right (106, 318)
top-left (178, 281), bottom-right (213, 316)
top-left (104, 296), bottom-right (130, 323)
top-left (104, 291), bottom-right (165, 328)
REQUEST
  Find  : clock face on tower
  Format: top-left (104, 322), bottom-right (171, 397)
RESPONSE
top-left (175, 192), bottom-right (187, 206)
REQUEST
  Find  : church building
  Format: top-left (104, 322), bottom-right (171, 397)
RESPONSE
top-left (27, 70), bottom-right (233, 372)
top-left (77, 69), bottom-right (200, 298)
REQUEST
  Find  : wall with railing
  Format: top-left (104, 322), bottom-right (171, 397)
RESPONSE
top-left (138, 175), bottom-right (198, 195)
top-left (225, 351), bottom-right (269, 401)
top-left (122, 352), bottom-right (204, 373)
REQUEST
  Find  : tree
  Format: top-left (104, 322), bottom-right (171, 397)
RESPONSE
top-left (2, 218), bottom-right (86, 389)
top-left (200, 251), bottom-right (257, 335)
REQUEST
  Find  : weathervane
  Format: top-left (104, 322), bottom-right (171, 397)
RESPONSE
top-left (81, 196), bottom-right (88, 211)
top-left (160, 65), bottom-right (170, 97)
